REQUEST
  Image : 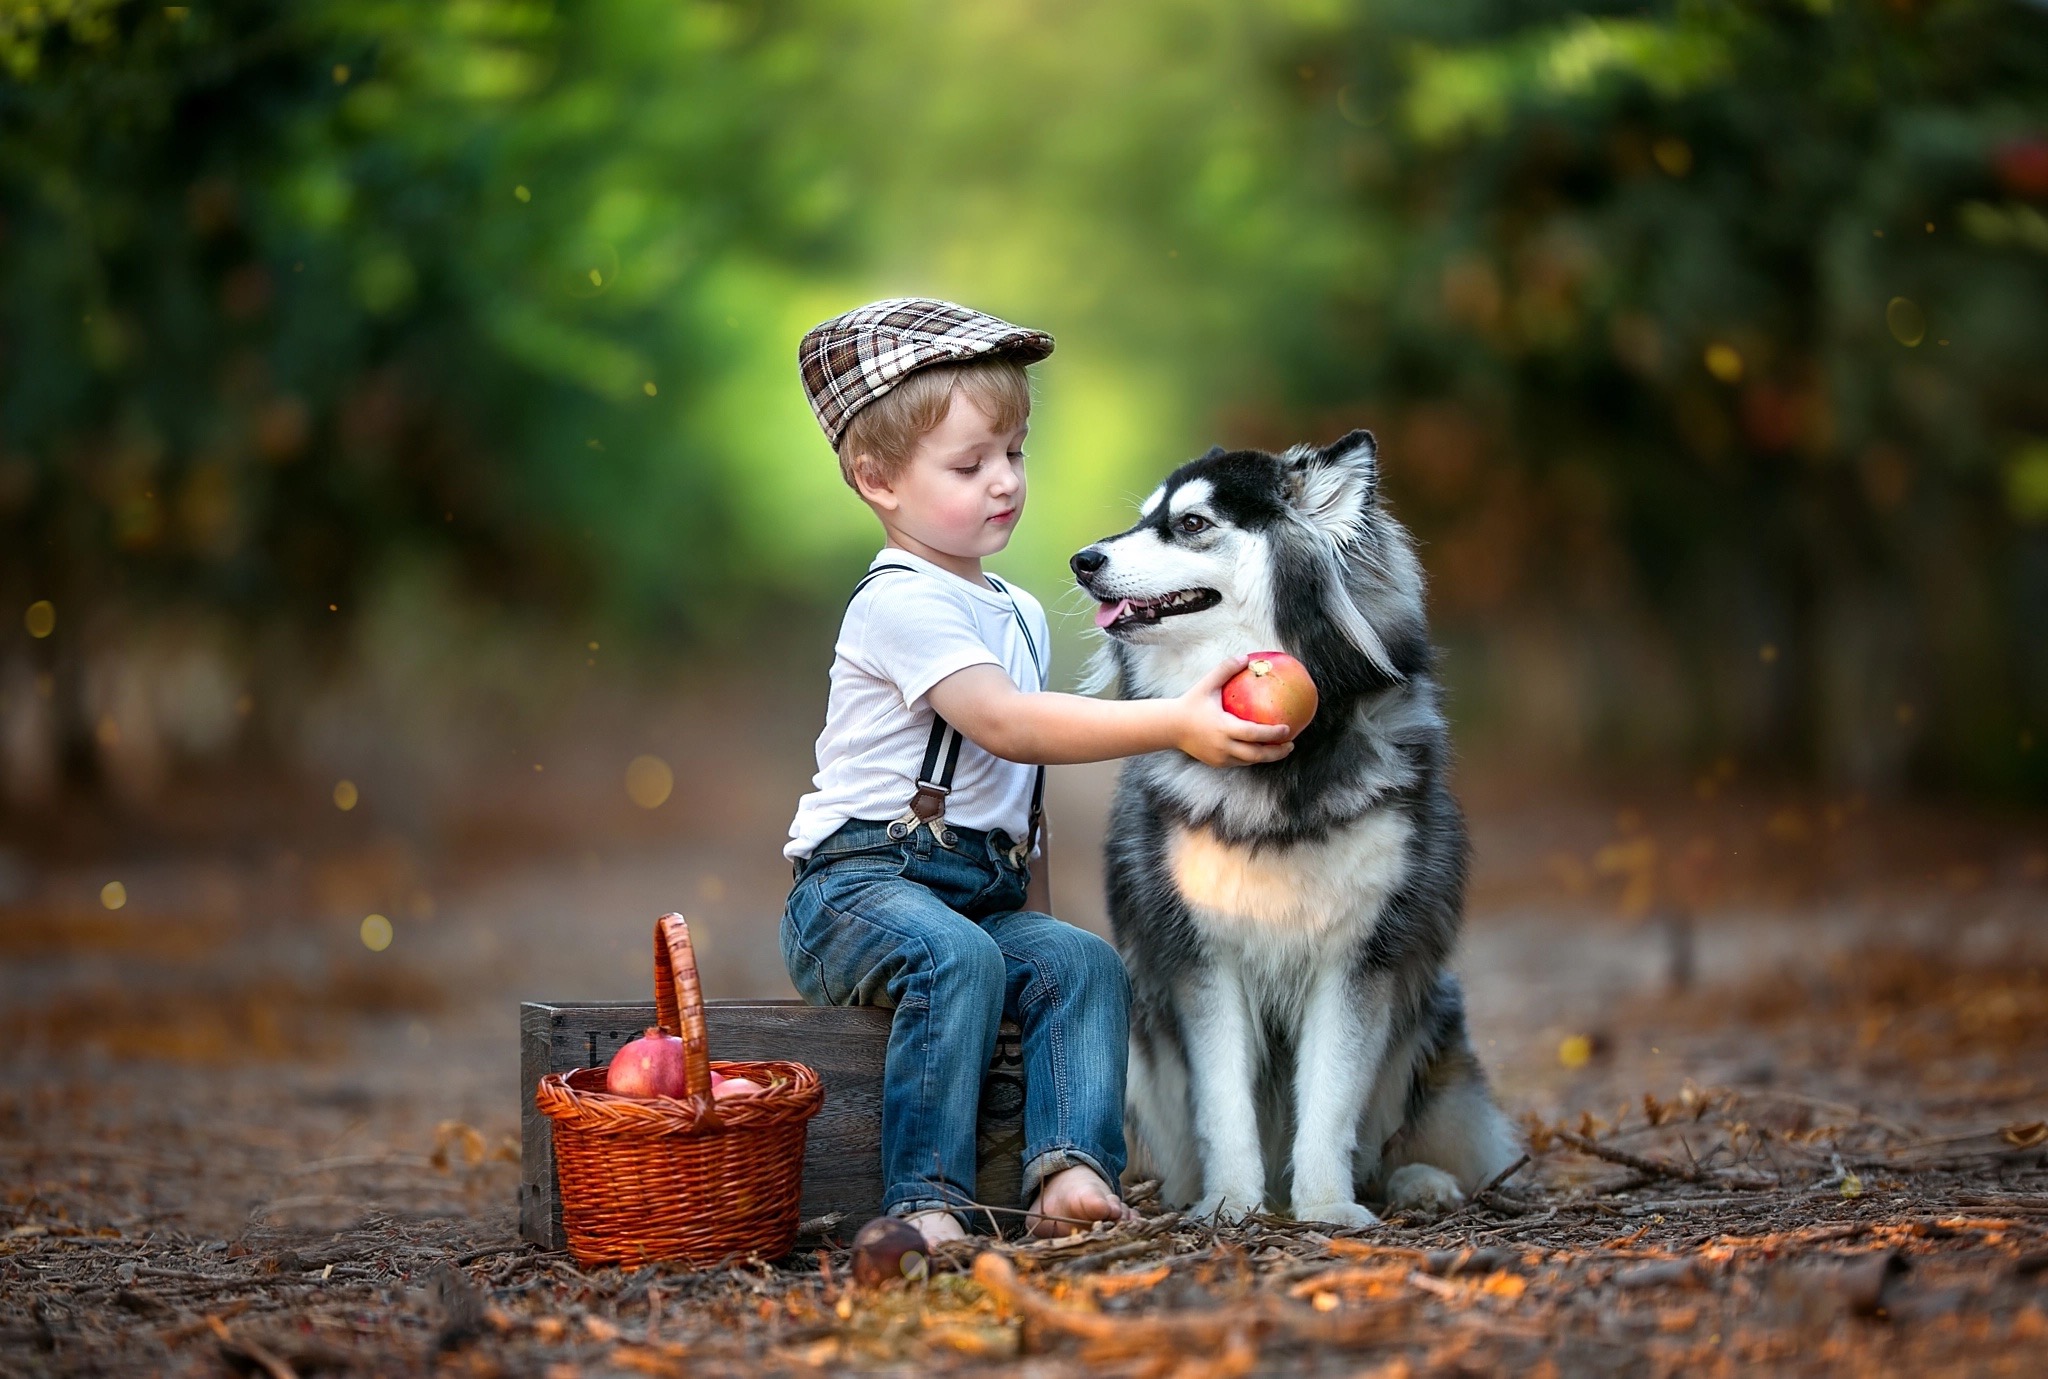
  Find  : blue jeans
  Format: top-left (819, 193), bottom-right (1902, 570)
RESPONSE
top-left (782, 818), bottom-right (1130, 1223)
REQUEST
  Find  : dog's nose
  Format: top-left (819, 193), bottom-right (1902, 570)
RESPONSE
top-left (1070, 547), bottom-right (1107, 578)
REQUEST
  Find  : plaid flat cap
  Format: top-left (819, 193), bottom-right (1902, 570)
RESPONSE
top-left (799, 298), bottom-right (1054, 448)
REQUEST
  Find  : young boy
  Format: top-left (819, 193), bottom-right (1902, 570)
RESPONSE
top-left (783, 299), bottom-right (1293, 1248)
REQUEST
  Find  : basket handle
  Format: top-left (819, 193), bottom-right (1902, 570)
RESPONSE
top-left (653, 913), bottom-right (714, 1103)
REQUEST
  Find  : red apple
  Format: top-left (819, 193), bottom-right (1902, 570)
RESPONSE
top-left (850, 1215), bottom-right (929, 1285)
top-left (606, 1027), bottom-right (687, 1098)
top-left (1221, 652), bottom-right (1318, 737)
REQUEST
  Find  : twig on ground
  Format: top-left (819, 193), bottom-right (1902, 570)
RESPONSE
top-left (1555, 1130), bottom-right (1710, 1184)
top-left (1442, 1153), bottom-right (1536, 1222)
top-left (1045, 1234), bottom-right (1175, 1275)
top-left (1613, 1192), bottom-right (1794, 1216)
top-left (134, 1265), bottom-right (255, 1288)
top-left (1475, 1153), bottom-right (1532, 1199)
top-left (924, 1196), bottom-right (1121, 1233)
top-left (1001, 1211), bottom-right (1183, 1258)
top-left (1884, 1123), bottom-right (2048, 1158)
top-left (1555, 1131), bottom-right (1769, 1189)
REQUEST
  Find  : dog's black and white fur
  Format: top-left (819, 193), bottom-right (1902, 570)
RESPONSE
top-left (1071, 430), bottom-right (1519, 1227)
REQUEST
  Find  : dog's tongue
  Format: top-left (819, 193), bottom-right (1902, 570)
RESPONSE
top-left (1095, 600), bottom-right (1132, 630)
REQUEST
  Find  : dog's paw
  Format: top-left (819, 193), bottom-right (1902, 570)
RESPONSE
top-left (1189, 1191), bottom-right (1264, 1223)
top-left (1292, 1198), bottom-right (1381, 1231)
top-left (1384, 1163), bottom-right (1466, 1217)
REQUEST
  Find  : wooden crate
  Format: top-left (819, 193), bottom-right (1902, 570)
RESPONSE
top-left (519, 999), bottom-right (1024, 1249)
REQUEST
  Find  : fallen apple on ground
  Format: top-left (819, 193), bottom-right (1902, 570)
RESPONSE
top-left (850, 1215), bottom-right (929, 1285)
top-left (1221, 652), bottom-right (1318, 736)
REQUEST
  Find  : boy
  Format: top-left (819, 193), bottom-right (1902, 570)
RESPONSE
top-left (783, 299), bottom-right (1293, 1247)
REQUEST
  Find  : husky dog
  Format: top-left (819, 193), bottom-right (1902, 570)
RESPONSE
top-left (1070, 430), bottom-right (1520, 1227)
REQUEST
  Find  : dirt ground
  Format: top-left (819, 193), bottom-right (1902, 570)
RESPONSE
top-left (3, 757), bottom-right (2046, 1377)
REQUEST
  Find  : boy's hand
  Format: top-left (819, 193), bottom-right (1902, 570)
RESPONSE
top-left (1174, 655), bottom-right (1297, 767)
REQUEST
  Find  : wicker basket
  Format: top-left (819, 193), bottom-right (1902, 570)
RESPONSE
top-left (535, 913), bottom-right (824, 1266)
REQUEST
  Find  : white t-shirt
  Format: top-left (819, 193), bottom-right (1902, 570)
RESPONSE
top-left (786, 550), bottom-right (1050, 861)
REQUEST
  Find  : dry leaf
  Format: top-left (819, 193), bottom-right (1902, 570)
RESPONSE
top-left (1084, 1263), bottom-right (1170, 1299)
top-left (2000, 1120), bottom-right (2047, 1148)
top-left (610, 1344), bottom-right (689, 1375)
top-left (1324, 1239), bottom-right (1427, 1264)
top-left (1480, 1271), bottom-right (1527, 1300)
top-left (922, 1324), bottom-right (1018, 1358)
top-left (1659, 1306), bottom-right (1701, 1333)
top-left (431, 1120), bottom-right (487, 1169)
top-left (1287, 1266), bottom-right (1408, 1299)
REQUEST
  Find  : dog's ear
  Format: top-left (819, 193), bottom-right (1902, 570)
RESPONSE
top-left (1285, 430), bottom-right (1378, 545)
top-left (1286, 430), bottom-right (1402, 680)
top-left (1199, 444), bottom-right (1227, 461)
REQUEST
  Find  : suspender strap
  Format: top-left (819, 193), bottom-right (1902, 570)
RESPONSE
top-left (1023, 756), bottom-right (1045, 859)
top-left (853, 563), bottom-right (1046, 854)
top-left (985, 575), bottom-right (1048, 859)
top-left (908, 719), bottom-right (963, 823)
top-left (848, 564), bottom-right (919, 601)
top-left (916, 717), bottom-right (952, 784)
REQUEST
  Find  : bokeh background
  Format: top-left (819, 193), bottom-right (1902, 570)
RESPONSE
top-left (3, 0), bottom-right (2046, 1035)
top-left (7, 10), bottom-right (2048, 1363)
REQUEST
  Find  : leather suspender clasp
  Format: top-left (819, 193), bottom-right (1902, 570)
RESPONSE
top-left (899, 712), bottom-right (966, 846)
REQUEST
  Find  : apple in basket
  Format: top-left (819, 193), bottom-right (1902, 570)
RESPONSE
top-left (1221, 652), bottom-right (1318, 737)
top-left (606, 1028), bottom-right (764, 1099)
top-left (606, 1028), bottom-right (686, 1098)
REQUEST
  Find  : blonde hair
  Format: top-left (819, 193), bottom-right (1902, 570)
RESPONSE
top-left (838, 357), bottom-right (1032, 490)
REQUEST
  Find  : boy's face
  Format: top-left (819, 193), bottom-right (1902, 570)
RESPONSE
top-left (856, 390), bottom-right (1028, 564)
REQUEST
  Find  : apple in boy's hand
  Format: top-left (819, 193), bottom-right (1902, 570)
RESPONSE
top-left (1221, 652), bottom-right (1318, 737)
top-left (606, 1027), bottom-right (686, 1098)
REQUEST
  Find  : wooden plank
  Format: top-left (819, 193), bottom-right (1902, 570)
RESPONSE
top-left (519, 999), bottom-right (1025, 1249)
top-left (517, 1002), bottom-right (559, 1246)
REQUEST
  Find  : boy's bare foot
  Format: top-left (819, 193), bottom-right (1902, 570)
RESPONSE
top-left (1025, 1164), bottom-right (1138, 1238)
top-left (903, 1208), bottom-right (969, 1250)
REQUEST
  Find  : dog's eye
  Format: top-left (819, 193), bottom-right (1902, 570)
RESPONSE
top-left (1175, 513), bottom-right (1210, 536)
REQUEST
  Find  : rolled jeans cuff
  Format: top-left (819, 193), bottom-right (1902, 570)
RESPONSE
top-left (1021, 1145), bottom-right (1119, 1208)
top-left (884, 1193), bottom-right (970, 1224)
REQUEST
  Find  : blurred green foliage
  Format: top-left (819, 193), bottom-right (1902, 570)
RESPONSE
top-left (2, 0), bottom-right (2045, 796)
